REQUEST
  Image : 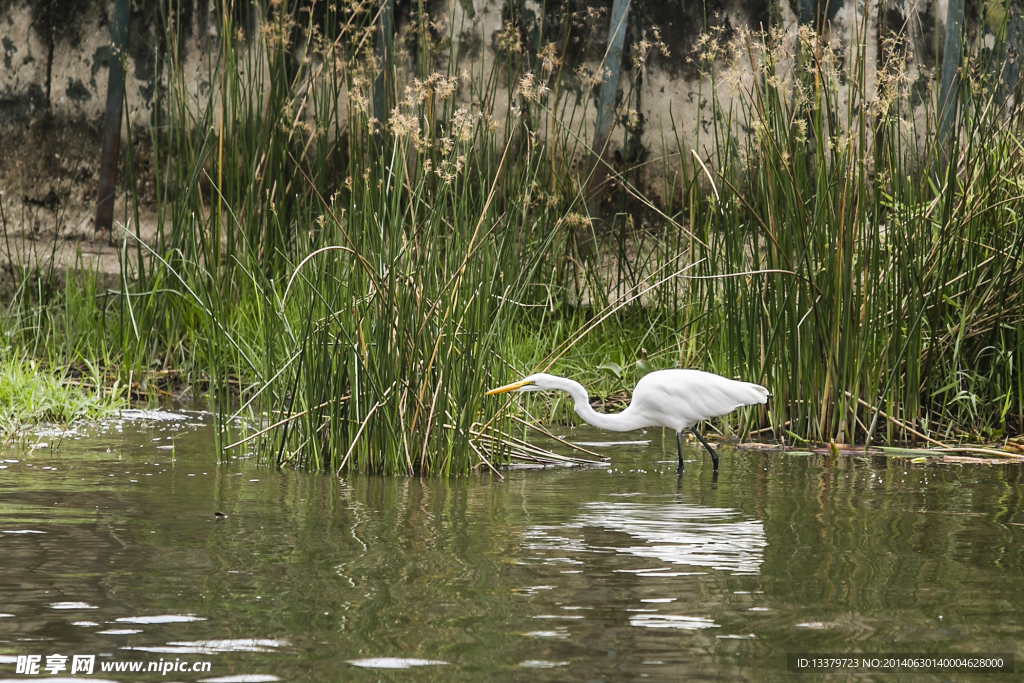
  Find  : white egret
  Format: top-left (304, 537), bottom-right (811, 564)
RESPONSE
top-left (486, 369), bottom-right (768, 473)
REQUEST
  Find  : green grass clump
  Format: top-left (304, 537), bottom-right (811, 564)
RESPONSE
top-left (0, 352), bottom-right (125, 436)
top-left (0, 252), bottom-right (128, 436)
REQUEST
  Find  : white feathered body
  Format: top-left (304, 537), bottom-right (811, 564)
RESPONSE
top-left (614, 369), bottom-right (769, 432)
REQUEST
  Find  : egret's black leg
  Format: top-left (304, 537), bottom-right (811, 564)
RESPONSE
top-left (675, 431), bottom-right (684, 473)
top-left (691, 427), bottom-right (720, 472)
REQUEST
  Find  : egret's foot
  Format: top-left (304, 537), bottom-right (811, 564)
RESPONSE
top-left (691, 427), bottom-right (720, 473)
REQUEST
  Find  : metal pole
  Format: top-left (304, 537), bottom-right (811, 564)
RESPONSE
top-left (937, 0), bottom-right (965, 154)
top-left (372, 0), bottom-right (395, 142)
top-left (584, 0), bottom-right (631, 241)
top-left (1003, 2), bottom-right (1022, 103)
top-left (95, 0), bottom-right (130, 235)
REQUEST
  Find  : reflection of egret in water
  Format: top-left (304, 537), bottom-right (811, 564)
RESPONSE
top-left (526, 502), bottom-right (766, 576)
top-left (578, 503), bottom-right (766, 575)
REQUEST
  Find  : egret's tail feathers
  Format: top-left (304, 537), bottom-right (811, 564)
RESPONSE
top-left (743, 383), bottom-right (770, 404)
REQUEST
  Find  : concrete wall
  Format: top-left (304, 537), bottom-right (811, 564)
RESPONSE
top-left (0, 0), bottom-right (993, 239)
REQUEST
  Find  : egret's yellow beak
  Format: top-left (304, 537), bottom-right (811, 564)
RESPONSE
top-left (485, 379), bottom-right (533, 395)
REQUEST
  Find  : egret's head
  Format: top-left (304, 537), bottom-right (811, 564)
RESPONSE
top-left (485, 373), bottom-right (553, 395)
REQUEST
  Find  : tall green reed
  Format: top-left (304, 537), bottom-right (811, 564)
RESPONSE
top-left (681, 17), bottom-right (1024, 443)
top-left (122, 0), bottom-right (636, 472)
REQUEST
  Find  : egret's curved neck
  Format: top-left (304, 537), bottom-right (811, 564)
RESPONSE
top-left (545, 376), bottom-right (650, 433)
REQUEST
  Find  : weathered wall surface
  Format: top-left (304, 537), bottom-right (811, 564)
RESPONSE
top-left (0, 0), bottom-right (979, 240)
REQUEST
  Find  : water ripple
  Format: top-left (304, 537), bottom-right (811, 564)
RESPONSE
top-left (125, 639), bottom-right (289, 655)
top-left (347, 658), bottom-right (448, 669)
top-left (629, 614), bottom-right (720, 630)
top-left (115, 614), bottom-right (205, 624)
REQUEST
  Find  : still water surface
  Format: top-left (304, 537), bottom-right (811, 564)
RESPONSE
top-left (1, 411), bottom-right (1023, 681)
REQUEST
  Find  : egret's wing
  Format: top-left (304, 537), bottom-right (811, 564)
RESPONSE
top-left (631, 369), bottom-right (767, 431)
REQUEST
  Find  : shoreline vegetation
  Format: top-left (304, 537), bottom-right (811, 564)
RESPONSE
top-left (2, 1), bottom-right (1023, 472)
top-left (0, 352), bottom-right (124, 438)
